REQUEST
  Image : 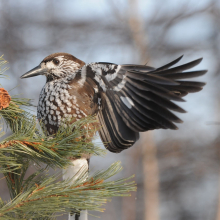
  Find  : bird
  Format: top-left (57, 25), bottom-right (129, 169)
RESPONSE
top-left (21, 52), bottom-right (206, 219)
top-left (21, 52), bottom-right (206, 152)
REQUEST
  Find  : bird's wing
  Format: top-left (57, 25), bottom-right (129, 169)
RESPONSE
top-left (86, 56), bottom-right (207, 152)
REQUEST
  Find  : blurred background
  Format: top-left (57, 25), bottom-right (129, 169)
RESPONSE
top-left (0, 0), bottom-right (220, 219)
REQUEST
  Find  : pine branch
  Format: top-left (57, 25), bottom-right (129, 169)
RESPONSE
top-left (0, 56), bottom-right (137, 219)
top-left (0, 96), bottom-right (32, 132)
top-left (0, 115), bottom-right (105, 173)
top-left (0, 162), bottom-right (136, 219)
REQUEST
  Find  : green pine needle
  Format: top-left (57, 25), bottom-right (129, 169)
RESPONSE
top-left (0, 162), bottom-right (136, 219)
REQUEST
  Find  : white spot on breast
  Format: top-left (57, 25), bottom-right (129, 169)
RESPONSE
top-left (64, 113), bottom-right (70, 118)
top-left (53, 116), bottom-right (56, 120)
top-left (120, 96), bottom-right (134, 109)
top-left (60, 106), bottom-right (66, 113)
top-left (60, 95), bottom-right (65, 101)
top-left (52, 105), bottom-right (57, 110)
top-left (66, 100), bottom-right (72, 107)
top-left (56, 99), bottom-right (62, 105)
top-left (50, 110), bottom-right (54, 114)
top-left (50, 96), bottom-right (54, 101)
top-left (80, 110), bottom-right (87, 116)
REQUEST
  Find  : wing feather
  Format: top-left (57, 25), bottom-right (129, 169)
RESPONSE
top-left (86, 57), bottom-right (206, 152)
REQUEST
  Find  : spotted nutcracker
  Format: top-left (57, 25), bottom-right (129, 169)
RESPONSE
top-left (21, 53), bottom-right (206, 152)
top-left (21, 53), bottom-right (206, 220)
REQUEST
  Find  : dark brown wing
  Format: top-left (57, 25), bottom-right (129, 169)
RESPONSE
top-left (86, 57), bottom-right (207, 152)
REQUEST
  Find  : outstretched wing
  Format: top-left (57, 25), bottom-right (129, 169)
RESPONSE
top-left (86, 56), bottom-right (207, 153)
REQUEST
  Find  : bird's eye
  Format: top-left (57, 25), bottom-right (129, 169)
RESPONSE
top-left (53, 59), bottom-right (60, 65)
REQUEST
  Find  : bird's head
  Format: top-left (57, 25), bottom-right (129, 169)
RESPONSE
top-left (21, 53), bottom-right (85, 81)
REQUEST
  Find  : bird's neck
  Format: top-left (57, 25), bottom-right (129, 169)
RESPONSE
top-left (46, 75), bottom-right (61, 83)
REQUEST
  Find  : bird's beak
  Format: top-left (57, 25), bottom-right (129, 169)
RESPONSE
top-left (20, 65), bottom-right (48, 79)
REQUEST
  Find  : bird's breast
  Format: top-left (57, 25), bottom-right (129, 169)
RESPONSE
top-left (37, 80), bottom-right (98, 135)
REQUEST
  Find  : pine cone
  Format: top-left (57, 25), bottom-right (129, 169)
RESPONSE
top-left (0, 88), bottom-right (11, 110)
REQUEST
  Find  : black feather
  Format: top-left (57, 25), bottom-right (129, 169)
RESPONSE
top-left (153, 58), bottom-right (203, 75)
top-left (126, 79), bottom-right (185, 102)
top-left (161, 70), bottom-right (207, 80)
top-left (126, 71), bottom-right (179, 85)
top-left (122, 87), bottom-right (183, 123)
top-left (98, 93), bottom-right (138, 152)
top-left (89, 56), bottom-right (206, 153)
top-left (155, 55), bottom-right (184, 71)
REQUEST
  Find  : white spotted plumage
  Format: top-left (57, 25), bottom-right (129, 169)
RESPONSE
top-left (37, 72), bottom-right (94, 135)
